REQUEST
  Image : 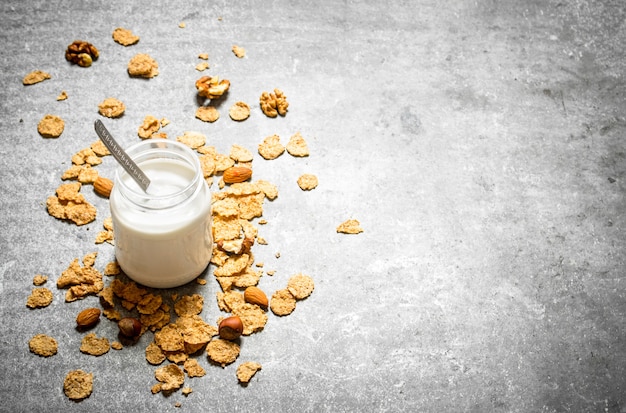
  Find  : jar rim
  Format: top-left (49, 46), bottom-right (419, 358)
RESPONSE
top-left (114, 139), bottom-right (203, 210)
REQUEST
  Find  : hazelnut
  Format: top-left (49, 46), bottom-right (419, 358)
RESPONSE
top-left (219, 316), bottom-right (243, 340)
top-left (118, 317), bottom-right (142, 338)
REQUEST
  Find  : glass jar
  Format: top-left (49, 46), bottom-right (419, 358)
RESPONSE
top-left (109, 140), bottom-right (212, 288)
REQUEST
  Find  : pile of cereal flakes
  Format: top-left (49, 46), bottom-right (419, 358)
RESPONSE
top-left (24, 25), bottom-right (361, 405)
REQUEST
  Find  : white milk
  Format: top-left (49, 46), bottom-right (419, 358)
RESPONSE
top-left (109, 141), bottom-right (212, 288)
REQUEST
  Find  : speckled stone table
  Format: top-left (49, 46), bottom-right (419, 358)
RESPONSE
top-left (1, 0), bottom-right (625, 412)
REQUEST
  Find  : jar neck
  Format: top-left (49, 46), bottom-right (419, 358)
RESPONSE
top-left (115, 140), bottom-right (203, 210)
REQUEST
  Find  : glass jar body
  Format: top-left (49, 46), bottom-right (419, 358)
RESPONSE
top-left (109, 140), bottom-right (212, 288)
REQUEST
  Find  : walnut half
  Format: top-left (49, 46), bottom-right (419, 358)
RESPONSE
top-left (195, 76), bottom-right (230, 99)
top-left (259, 88), bottom-right (288, 118)
top-left (65, 41), bottom-right (99, 67)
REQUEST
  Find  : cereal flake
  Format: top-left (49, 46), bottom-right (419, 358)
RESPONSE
top-left (28, 334), bottom-right (58, 357)
top-left (237, 361), bottom-right (262, 384)
top-left (37, 114), bottom-right (64, 138)
top-left (63, 370), bottom-right (93, 401)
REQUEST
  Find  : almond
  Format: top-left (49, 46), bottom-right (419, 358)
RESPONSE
top-left (223, 166), bottom-right (252, 184)
top-left (94, 176), bottom-right (113, 198)
top-left (244, 286), bottom-right (268, 308)
top-left (219, 316), bottom-right (244, 340)
top-left (76, 307), bottom-right (101, 329)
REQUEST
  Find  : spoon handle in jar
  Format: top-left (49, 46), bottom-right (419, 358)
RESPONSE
top-left (94, 120), bottom-right (151, 192)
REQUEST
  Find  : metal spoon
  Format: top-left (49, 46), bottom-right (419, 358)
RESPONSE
top-left (94, 119), bottom-right (151, 192)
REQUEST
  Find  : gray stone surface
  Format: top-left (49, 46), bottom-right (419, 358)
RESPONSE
top-left (1, 0), bottom-right (625, 412)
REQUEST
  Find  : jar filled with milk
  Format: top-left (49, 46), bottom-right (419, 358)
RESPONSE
top-left (109, 140), bottom-right (212, 288)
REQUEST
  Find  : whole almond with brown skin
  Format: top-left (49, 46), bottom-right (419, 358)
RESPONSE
top-left (223, 166), bottom-right (252, 184)
top-left (76, 308), bottom-right (101, 329)
top-left (118, 317), bottom-right (142, 338)
top-left (219, 316), bottom-right (244, 340)
top-left (244, 286), bottom-right (268, 308)
top-left (94, 176), bottom-right (113, 198)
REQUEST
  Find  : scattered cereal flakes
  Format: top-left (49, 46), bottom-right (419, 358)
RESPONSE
top-left (137, 293), bottom-right (163, 315)
top-left (138, 115), bottom-right (161, 139)
top-left (214, 254), bottom-right (250, 277)
top-left (286, 132), bottom-right (309, 157)
top-left (128, 53), bottom-right (159, 78)
top-left (99, 286), bottom-right (115, 308)
top-left (195, 106), bottom-right (220, 123)
top-left (199, 154), bottom-right (217, 178)
top-left (239, 193), bottom-right (266, 220)
top-left (174, 294), bottom-right (204, 317)
top-left (33, 274), bottom-right (48, 286)
top-left (196, 278), bottom-right (207, 285)
top-left (214, 153), bottom-right (235, 172)
top-left (256, 179), bottom-right (278, 200)
top-left (178, 315), bottom-right (217, 353)
top-left (23, 70), bottom-right (51, 85)
top-left (111, 341), bottom-right (123, 350)
top-left (95, 229), bottom-right (114, 244)
top-left (56, 254), bottom-right (103, 301)
top-left (177, 131), bottom-right (206, 149)
top-left (37, 114), bottom-right (64, 138)
top-left (26, 287), bottom-right (53, 308)
top-left (90, 139), bottom-right (110, 156)
top-left (232, 45), bottom-right (246, 58)
top-left (287, 273), bottom-right (315, 300)
top-left (198, 53), bottom-right (209, 60)
top-left (103, 308), bottom-right (121, 321)
top-left (98, 97), bottom-right (125, 118)
top-left (155, 324), bottom-right (185, 352)
top-left (166, 351), bottom-right (188, 364)
top-left (230, 144), bottom-right (253, 163)
top-left (57, 253), bottom-right (100, 287)
top-left (146, 341), bottom-right (166, 365)
top-left (183, 359), bottom-right (206, 378)
top-left (232, 303), bottom-right (268, 335)
top-left (141, 308), bottom-right (170, 332)
top-left (336, 219), bottom-right (363, 234)
top-left (266, 270), bottom-right (276, 276)
top-left (28, 334), bottom-right (58, 357)
top-left (229, 101), bottom-right (250, 121)
top-left (255, 262), bottom-right (264, 268)
top-left (112, 27), bottom-right (140, 46)
top-left (103, 260), bottom-right (120, 276)
top-left (258, 134), bottom-right (285, 160)
top-left (160, 117), bottom-right (171, 127)
top-left (178, 22), bottom-right (186, 28)
top-left (297, 174), bottom-right (318, 191)
top-left (63, 370), bottom-right (93, 401)
top-left (269, 289), bottom-right (296, 316)
top-left (57, 90), bottom-right (68, 101)
top-left (182, 387), bottom-right (193, 396)
top-left (259, 88), bottom-right (288, 118)
top-left (258, 219), bottom-right (268, 225)
top-left (154, 364), bottom-right (185, 393)
top-left (112, 278), bottom-right (147, 304)
top-left (275, 252), bottom-right (281, 259)
top-left (61, 164), bottom-right (82, 180)
top-left (207, 339), bottom-right (240, 367)
top-left (257, 236), bottom-right (267, 245)
top-left (212, 219), bottom-right (240, 243)
top-left (77, 165), bottom-right (99, 184)
top-left (237, 361), bottom-right (262, 384)
top-left (72, 147), bottom-right (102, 166)
top-left (195, 61), bottom-right (209, 71)
top-left (151, 383), bottom-right (162, 394)
top-left (80, 333), bottom-right (110, 356)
